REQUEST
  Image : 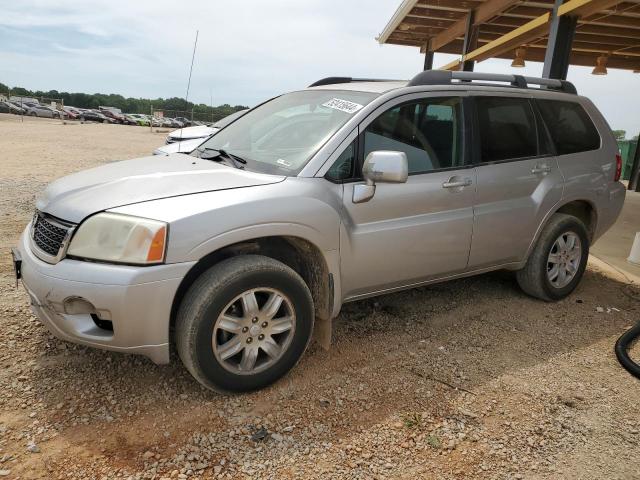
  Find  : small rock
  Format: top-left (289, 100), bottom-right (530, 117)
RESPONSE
top-left (251, 427), bottom-right (269, 442)
top-left (0, 470), bottom-right (10, 477)
top-left (596, 306), bottom-right (604, 313)
top-left (26, 442), bottom-right (40, 453)
top-left (143, 450), bottom-right (155, 459)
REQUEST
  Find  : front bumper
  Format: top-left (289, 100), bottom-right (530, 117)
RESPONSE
top-left (16, 230), bottom-right (195, 364)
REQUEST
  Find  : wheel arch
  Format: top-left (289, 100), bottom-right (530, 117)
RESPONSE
top-left (554, 199), bottom-right (597, 241)
top-left (523, 198), bottom-right (598, 265)
top-left (169, 235), bottom-right (336, 350)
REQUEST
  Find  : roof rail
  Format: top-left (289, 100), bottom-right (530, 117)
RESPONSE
top-left (407, 71), bottom-right (577, 94)
top-left (308, 77), bottom-right (398, 88)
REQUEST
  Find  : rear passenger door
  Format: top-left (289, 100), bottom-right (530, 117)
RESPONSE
top-left (468, 95), bottom-right (563, 269)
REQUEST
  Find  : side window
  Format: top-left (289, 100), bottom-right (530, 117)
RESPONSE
top-left (476, 97), bottom-right (538, 162)
top-left (362, 97), bottom-right (463, 174)
top-left (536, 100), bottom-right (600, 155)
top-left (325, 141), bottom-right (355, 182)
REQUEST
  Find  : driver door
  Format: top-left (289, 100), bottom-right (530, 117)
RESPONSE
top-left (338, 94), bottom-right (476, 299)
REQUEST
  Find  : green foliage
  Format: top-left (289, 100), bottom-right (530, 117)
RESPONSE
top-left (402, 412), bottom-right (423, 429)
top-left (0, 83), bottom-right (248, 122)
top-left (612, 130), bottom-right (627, 141)
top-left (426, 435), bottom-right (441, 449)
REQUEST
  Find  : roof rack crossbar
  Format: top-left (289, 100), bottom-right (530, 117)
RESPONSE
top-left (407, 71), bottom-right (577, 94)
top-left (308, 77), bottom-right (398, 88)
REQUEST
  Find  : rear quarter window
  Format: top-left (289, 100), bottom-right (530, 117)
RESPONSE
top-left (536, 99), bottom-right (600, 155)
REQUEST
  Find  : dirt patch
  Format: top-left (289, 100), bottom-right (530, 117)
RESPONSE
top-left (1, 115), bottom-right (639, 479)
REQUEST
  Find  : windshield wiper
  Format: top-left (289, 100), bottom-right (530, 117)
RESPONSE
top-left (196, 147), bottom-right (247, 169)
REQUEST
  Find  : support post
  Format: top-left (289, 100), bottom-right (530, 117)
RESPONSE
top-left (461, 11), bottom-right (479, 72)
top-left (423, 39), bottom-right (434, 71)
top-left (542, 0), bottom-right (577, 80)
top-left (629, 135), bottom-right (640, 192)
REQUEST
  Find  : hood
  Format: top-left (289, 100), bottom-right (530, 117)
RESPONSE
top-left (168, 125), bottom-right (217, 141)
top-left (153, 137), bottom-right (206, 156)
top-left (37, 154), bottom-right (286, 223)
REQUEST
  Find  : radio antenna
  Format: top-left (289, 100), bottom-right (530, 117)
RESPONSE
top-left (178, 30), bottom-right (199, 151)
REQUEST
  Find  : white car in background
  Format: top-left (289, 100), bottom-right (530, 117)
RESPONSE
top-left (153, 137), bottom-right (205, 155)
top-left (162, 109), bottom-right (249, 145)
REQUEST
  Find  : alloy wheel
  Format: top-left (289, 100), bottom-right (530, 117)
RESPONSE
top-left (212, 288), bottom-right (296, 375)
top-left (547, 231), bottom-right (582, 289)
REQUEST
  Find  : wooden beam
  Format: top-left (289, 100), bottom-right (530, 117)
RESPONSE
top-left (575, 24), bottom-right (640, 39)
top-left (465, 13), bottom-right (551, 62)
top-left (430, 0), bottom-right (521, 50)
top-left (558, 0), bottom-right (625, 18)
top-left (415, 0), bottom-right (482, 11)
top-left (408, 7), bottom-right (466, 20)
top-left (437, 0), bottom-right (635, 70)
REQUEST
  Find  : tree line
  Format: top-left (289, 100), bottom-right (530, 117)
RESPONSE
top-left (0, 82), bottom-right (248, 122)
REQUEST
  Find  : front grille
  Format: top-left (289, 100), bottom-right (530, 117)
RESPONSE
top-left (32, 213), bottom-right (71, 257)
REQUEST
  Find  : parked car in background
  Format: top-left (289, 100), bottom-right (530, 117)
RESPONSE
top-left (174, 116), bottom-right (192, 127)
top-left (99, 107), bottom-right (126, 124)
top-left (0, 101), bottom-right (25, 114)
top-left (153, 137), bottom-right (205, 155)
top-left (124, 114), bottom-right (149, 126)
top-left (78, 109), bottom-right (113, 123)
top-left (159, 117), bottom-right (182, 128)
top-left (0, 102), bottom-right (14, 114)
top-left (165, 109), bottom-right (248, 144)
top-left (25, 104), bottom-right (62, 118)
top-left (13, 71), bottom-right (626, 393)
top-left (150, 116), bottom-right (164, 127)
top-left (63, 106), bottom-right (82, 120)
top-left (155, 109), bottom-right (250, 154)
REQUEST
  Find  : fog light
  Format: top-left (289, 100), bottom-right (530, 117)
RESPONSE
top-left (63, 297), bottom-right (96, 315)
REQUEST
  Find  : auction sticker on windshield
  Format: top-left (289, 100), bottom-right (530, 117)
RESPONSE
top-left (322, 98), bottom-right (364, 114)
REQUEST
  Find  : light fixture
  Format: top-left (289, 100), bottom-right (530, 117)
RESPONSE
top-left (592, 55), bottom-right (608, 75)
top-left (511, 47), bottom-right (526, 68)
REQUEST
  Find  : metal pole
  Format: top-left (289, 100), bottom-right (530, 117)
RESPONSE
top-left (629, 135), bottom-right (640, 192)
top-left (423, 39), bottom-right (434, 71)
top-left (461, 11), bottom-right (478, 72)
top-left (542, 0), bottom-right (577, 80)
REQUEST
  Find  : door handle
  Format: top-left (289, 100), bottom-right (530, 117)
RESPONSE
top-left (531, 164), bottom-right (551, 174)
top-left (442, 178), bottom-right (472, 189)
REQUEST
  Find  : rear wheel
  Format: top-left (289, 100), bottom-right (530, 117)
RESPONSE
top-left (176, 255), bottom-right (314, 393)
top-left (517, 213), bottom-right (589, 301)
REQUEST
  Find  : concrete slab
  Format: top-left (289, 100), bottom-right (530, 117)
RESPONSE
top-left (591, 188), bottom-right (640, 282)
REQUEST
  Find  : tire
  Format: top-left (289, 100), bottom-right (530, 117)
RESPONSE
top-left (517, 213), bottom-right (590, 301)
top-left (175, 255), bottom-right (314, 393)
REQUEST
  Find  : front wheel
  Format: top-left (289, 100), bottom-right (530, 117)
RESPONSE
top-left (517, 213), bottom-right (590, 301)
top-left (176, 255), bottom-right (314, 393)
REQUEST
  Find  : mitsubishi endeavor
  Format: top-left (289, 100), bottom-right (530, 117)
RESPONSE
top-left (12, 71), bottom-right (626, 392)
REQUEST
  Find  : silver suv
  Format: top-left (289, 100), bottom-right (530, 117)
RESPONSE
top-left (13, 71), bottom-right (626, 392)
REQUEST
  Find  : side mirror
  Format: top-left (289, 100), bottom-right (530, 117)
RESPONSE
top-left (353, 151), bottom-right (408, 203)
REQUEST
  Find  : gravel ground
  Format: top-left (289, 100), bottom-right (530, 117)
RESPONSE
top-left (1, 114), bottom-right (639, 479)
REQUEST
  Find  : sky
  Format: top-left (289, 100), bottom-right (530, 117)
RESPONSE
top-left (1, 0), bottom-right (638, 136)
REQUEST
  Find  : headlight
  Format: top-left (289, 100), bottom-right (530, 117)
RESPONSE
top-left (68, 213), bottom-right (167, 265)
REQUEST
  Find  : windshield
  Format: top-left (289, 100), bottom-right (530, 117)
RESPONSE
top-left (195, 90), bottom-right (377, 175)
